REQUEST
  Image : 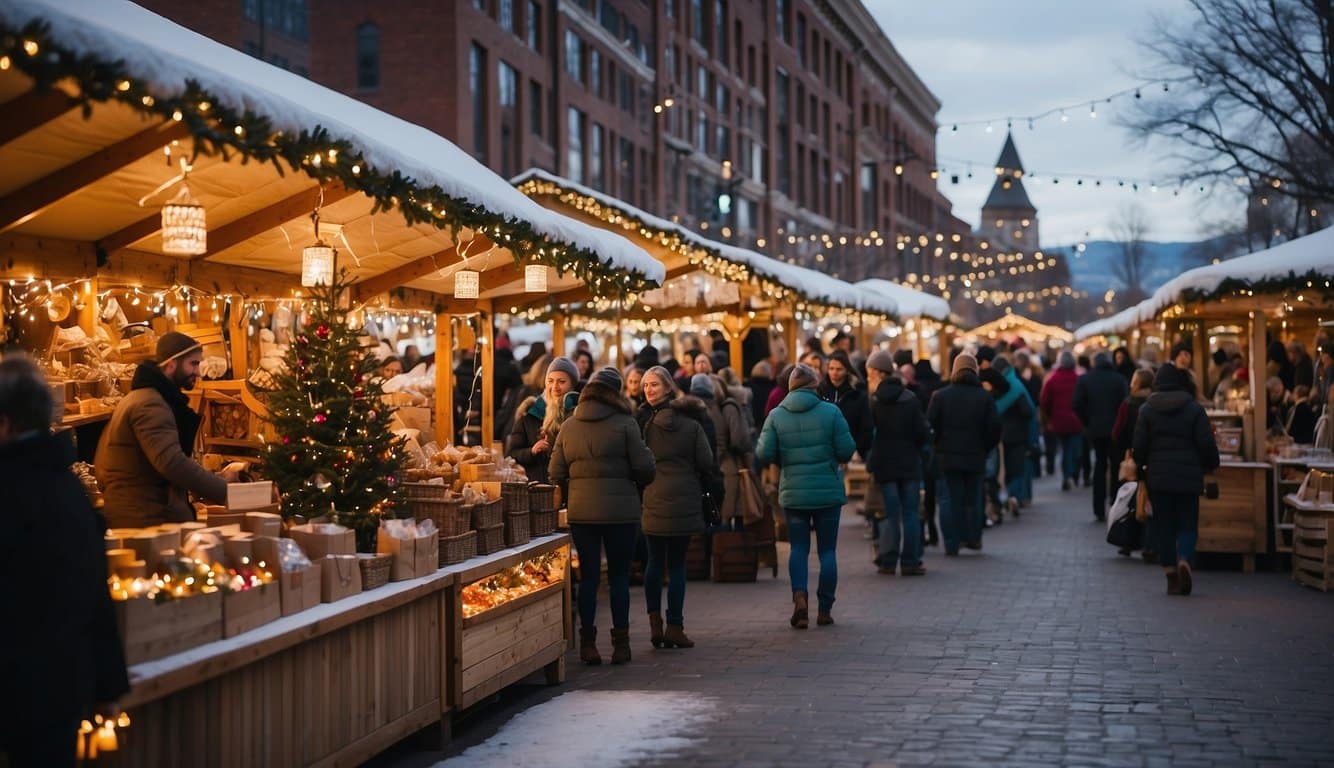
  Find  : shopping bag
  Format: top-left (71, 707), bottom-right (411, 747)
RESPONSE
top-left (1135, 482), bottom-right (1152, 522)
top-left (1118, 450), bottom-right (1137, 483)
top-left (737, 468), bottom-right (765, 525)
top-left (1106, 482), bottom-right (1140, 550)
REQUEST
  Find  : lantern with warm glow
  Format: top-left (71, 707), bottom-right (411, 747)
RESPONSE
top-left (161, 184), bottom-right (206, 255)
top-left (524, 264), bottom-right (548, 292)
top-left (302, 241), bottom-right (336, 287)
top-left (454, 270), bottom-right (480, 299)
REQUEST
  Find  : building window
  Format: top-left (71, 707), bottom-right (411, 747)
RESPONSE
top-left (590, 124), bottom-right (605, 190)
top-left (564, 31), bottom-right (583, 83)
top-left (526, 0), bottom-right (541, 50)
top-left (499, 0), bottom-right (514, 32)
top-left (691, 0), bottom-right (706, 47)
top-left (776, 0), bottom-right (787, 43)
top-left (776, 68), bottom-right (790, 195)
top-left (567, 107), bottom-right (585, 183)
top-left (860, 163), bottom-right (877, 229)
top-left (796, 13), bottom-right (806, 66)
top-left (469, 43), bottom-right (487, 160)
top-left (498, 60), bottom-right (518, 177)
top-left (529, 80), bottom-right (543, 138)
top-left (619, 137), bottom-right (634, 199)
top-left (714, 0), bottom-right (727, 60)
top-left (590, 49), bottom-right (601, 97)
top-left (356, 23), bottom-right (380, 89)
top-left (244, 0), bottom-right (259, 21)
top-left (696, 112), bottom-right (708, 151)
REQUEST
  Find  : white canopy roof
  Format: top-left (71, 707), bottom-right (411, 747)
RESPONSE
top-left (855, 279), bottom-right (951, 321)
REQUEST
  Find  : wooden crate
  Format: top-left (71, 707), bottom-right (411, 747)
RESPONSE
top-left (222, 582), bottom-right (281, 638)
top-left (115, 591), bottom-right (224, 665)
top-left (1196, 464), bottom-right (1269, 572)
top-left (456, 582), bottom-right (565, 710)
top-left (1293, 512), bottom-right (1334, 592)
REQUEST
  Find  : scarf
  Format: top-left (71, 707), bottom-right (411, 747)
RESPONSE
top-left (131, 361), bottom-right (200, 455)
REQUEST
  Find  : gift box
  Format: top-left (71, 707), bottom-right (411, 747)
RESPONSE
top-left (252, 537), bottom-right (321, 616)
top-left (289, 523), bottom-right (356, 560)
top-left (242, 511), bottom-right (283, 538)
top-left (124, 529), bottom-right (180, 569)
top-left (222, 534), bottom-right (255, 565)
top-left (222, 581), bottom-right (280, 638)
top-left (115, 590), bottom-right (223, 665)
top-left (227, 481), bottom-right (275, 510)
top-left (203, 507), bottom-right (248, 529)
top-left (320, 555), bottom-right (362, 603)
top-left (376, 529), bottom-right (440, 581)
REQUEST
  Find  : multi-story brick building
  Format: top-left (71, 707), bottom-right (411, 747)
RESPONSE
top-left (136, 0), bottom-right (958, 282)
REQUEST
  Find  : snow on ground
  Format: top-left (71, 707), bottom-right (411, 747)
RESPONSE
top-left (433, 690), bottom-right (716, 768)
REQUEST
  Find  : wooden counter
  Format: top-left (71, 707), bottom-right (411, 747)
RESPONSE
top-left (1198, 461), bottom-right (1270, 571)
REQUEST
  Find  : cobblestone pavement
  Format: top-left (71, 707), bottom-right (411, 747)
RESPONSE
top-left (382, 473), bottom-right (1334, 767)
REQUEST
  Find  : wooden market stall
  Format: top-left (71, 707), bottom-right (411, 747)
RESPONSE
top-left (0, 1), bottom-right (661, 762)
top-left (1074, 227), bottom-right (1334, 574)
top-left (966, 312), bottom-right (1074, 349)
top-left (855, 278), bottom-right (955, 371)
top-left (512, 169), bottom-right (900, 375)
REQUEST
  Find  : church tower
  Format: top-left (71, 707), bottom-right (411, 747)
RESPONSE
top-left (980, 132), bottom-right (1039, 249)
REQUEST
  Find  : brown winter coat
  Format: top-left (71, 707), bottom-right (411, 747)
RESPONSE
top-left (717, 393), bottom-right (754, 520)
top-left (549, 385), bottom-right (656, 525)
top-left (95, 365), bottom-right (227, 528)
top-left (640, 396), bottom-right (716, 536)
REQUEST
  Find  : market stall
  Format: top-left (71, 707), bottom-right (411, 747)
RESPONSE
top-left (1, 0), bottom-right (661, 759)
top-left (966, 312), bottom-right (1074, 351)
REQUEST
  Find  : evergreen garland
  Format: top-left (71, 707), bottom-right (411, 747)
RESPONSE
top-left (260, 272), bottom-right (405, 552)
top-left (0, 19), bottom-right (658, 298)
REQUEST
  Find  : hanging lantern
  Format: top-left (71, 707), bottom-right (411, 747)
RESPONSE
top-left (161, 184), bottom-right (206, 256)
top-left (454, 270), bottom-right (480, 299)
top-left (302, 241), bottom-right (336, 287)
top-left (524, 264), bottom-right (548, 293)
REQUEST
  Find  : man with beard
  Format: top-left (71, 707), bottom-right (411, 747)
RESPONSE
top-left (97, 332), bottom-right (237, 528)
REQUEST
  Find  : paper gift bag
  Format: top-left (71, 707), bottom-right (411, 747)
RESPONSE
top-left (377, 530), bottom-right (416, 581)
top-left (414, 533), bottom-right (439, 577)
top-left (320, 555), bottom-right (362, 602)
top-left (242, 511), bottom-right (283, 538)
top-left (290, 523), bottom-right (356, 560)
top-left (227, 481), bottom-right (274, 510)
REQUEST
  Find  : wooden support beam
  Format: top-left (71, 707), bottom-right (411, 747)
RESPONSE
top-left (0, 88), bottom-right (79, 147)
top-left (351, 234), bottom-right (492, 300)
top-left (99, 247), bottom-right (302, 297)
top-left (551, 312), bottom-right (567, 358)
top-left (783, 310), bottom-right (798, 368)
top-left (365, 286), bottom-right (476, 315)
top-left (435, 315), bottom-right (455, 445)
top-left (195, 182), bottom-right (357, 261)
top-left (478, 261), bottom-right (525, 294)
top-left (97, 212), bottom-right (166, 256)
top-left (1247, 311), bottom-right (1265, 462)
top-left (0, 233), bottom-right (96, 278)
top-left (512, 284), bottom-right (593, 314)
top-left (0, 120), bottom-right (192, 233)
top-left (480, 304), bottom-right (496, 450)
top-left (228, 299), bottom-right (247, 380)
top-left (76, 277), bottom-right (98, 337)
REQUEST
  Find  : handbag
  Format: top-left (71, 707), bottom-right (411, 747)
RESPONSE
top-left (737, 468), bottom-right (765, 525)
top-left (1135, 481), bottom-right (1151, 522)
top-left (1118, 450), bottom-right (1137, 483)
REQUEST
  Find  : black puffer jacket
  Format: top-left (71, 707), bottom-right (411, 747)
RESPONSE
top-left (549, 385), bottom-right (656, 524)
top-left (817, 379), bottom-right (871, 459)
top-left (639, 396), bottom-right (717, 536)
top-left (1132, 364), bottom-right (1220, 494)
top-left (926, 370), bottom-right (1002, 473)
top-left (866, 378), bottom-right (930, 483)
top-left (1073, 357), bottom-right (1129, 439)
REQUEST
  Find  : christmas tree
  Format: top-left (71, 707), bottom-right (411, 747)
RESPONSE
top-left (261, 273), bottom-right (405, 552)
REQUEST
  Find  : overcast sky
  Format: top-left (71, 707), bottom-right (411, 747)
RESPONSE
top-left (871, 0), bottom-right (1244, 245)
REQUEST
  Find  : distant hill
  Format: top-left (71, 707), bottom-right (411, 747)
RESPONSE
top-left (1050, 237), bottom-right (1240, 298)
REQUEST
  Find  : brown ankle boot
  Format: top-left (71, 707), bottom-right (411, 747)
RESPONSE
top-left (1165, 568), bottom-right (1181, 595)
top-left (1177, 561), bottom-right (1193, 596)
top-left (791, 591), bottom-right (809, 629)
top-left (663, 624), bottom-right (695, 648)
top-left (648, 613), bottom-right (665, 649)
top-left (579, 626), bottom-right (602, 665)
top-left (610, 628), bottom-right (631, 664)
top-left (817, 611), bottom-right (834, 626)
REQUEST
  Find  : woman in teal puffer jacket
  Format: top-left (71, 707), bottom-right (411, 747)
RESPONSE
top-left (756, 363), bottom-right (856, 629)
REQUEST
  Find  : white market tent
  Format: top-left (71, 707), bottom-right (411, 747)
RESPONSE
top-left (856, 278), bottom-right (951, 322)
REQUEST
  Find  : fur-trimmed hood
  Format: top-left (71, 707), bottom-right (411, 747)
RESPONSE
top-left (574, 381), bottom-right (632, 419)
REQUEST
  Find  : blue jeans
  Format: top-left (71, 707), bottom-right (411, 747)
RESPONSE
top-left (876, 480), bottom-right (922, 569)
top-left (570, 522), bottom-right (638, 631)
top-left (940, 470), bottom-right (984, 554)
top-left (787, 506), bottom-right (841, 613)
top-left (1150, 491), bottom-right (1199, 567)
top-left (644, 534), bottom-right (690, 625)
top-left (1060, 434), bottom-right (1083, 481)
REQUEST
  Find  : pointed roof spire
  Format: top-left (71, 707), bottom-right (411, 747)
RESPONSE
top-left (982, 131), bottom-right (1035, 212)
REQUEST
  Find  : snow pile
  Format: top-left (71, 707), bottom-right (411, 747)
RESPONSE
top-left (1, 0), bottom-right (663, 283)
top-left (856, 278), bottom-right (951, 321)
top-left (435, 690), bottom-right (717, 768)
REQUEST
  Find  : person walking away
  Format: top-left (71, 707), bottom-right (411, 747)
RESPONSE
top-left (926, 354), bottom-right (1001, 555)
top-left (96, 332), bottom-right (237, 528)
top-left (637, 367), bottom-right (718, 649)
top-left (1074, 352), bottom-right (1130, 521)
top-left (549, 367), bottom-right (656, 664)
top-left (748, 361), bottom-right (777, 429)
top-left (914, 359), bottom-right (945, 546)
top-left (506, 356), bottom-right (579, 483)
top-left (978, 368), bottom-right (1010, 525)
top-left (864, 351), bottom-right (930, 575)
top-left (818, 350), bottom-right (872, 459)
top-left (711, 374), bottom-right (755, 525)
top-left (1, 357), bottom-right (131, 768)
top-left (990, 359), bottom-right (1036, 516)
top-left (1040, 351), bottom-right (1083, 491)
top-left (1111, 369), bottom-right (1155, 558)
top-left (756, 364), bottom-right (855, 627)
top-left (689, 374), bottom-right (722, 459)
top-left (1132, 363), bottom-right (1221, 595)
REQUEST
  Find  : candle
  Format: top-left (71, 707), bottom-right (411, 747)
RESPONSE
top-left (96, 722), bottom-right (118, 752)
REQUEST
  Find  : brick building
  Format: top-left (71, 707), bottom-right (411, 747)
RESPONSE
top-left (136, 0), bottom-right (959, 282)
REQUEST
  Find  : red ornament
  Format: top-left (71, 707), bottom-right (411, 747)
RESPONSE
top-left (367, 410), bottom-right (378, 421)
top-left (315, 324), bottom-right (330, 340)
top-left (314, 413), bottom-right (327, 424)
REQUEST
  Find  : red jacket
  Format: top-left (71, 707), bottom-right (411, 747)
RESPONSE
top-left (1040, 368), bottom-right (1083, 435)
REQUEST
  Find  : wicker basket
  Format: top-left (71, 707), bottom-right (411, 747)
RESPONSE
top-left (439, 530), bottom-right (477, 566)
top-left (470, 498), bottom-right (504, 529)
top-left (476, 523), bottom-right (506, 555)
top-left (409, 496), bottom-right (471, 537)
top-left (527, 483), bottom-right (556, 511)
top-left (502, 482), bottom-right (530, 514)
top-left (530, 508), bottom-right (557, 537)
top-left (402, 481), bottom-right (450, 501)
top-left (504, 510), bottom-right (531, 546)
top-left (358, 553), bottom-right (393, 590)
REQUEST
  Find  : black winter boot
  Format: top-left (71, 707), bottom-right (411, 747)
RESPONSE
top-left (610, 628), bottom-right (632, 664)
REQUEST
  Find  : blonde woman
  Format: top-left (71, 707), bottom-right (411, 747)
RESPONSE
top-left (506, 357), bottom-right (580, 483)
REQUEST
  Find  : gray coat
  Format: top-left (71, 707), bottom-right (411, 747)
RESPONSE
top-left (640, 397), bottom-right (716, 536)
top-left (549, 387), bottom-right (655, 525)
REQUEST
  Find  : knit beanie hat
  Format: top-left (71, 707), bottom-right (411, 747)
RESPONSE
top-left (690, 373), bottom-right (715, 398)
top-left (1057, 350), bottom-right (1076, 370)
top-left (546, 356), bottom-right (579, 382)
top-left (975, 345), bottom-right (996, 364)
top-left (789, 363), bottom-right (819, 391)
top-left (992, 356), bottom-right (1012, 375)
top-left (950, 353), bottom-right (979, 379)
top-left (892, 349), bottom-right (915, 367)
top-left (1171, 340), bottom-right (1194, 360)
top-left (590, 366), bottom-right (623, 392)
top-left (866, 349), bottom-right (897, 374)
top-left (157, 331), bottom-right (202, 365)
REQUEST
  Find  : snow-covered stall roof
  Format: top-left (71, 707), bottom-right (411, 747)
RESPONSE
top-left (855, 279), bottom-right (951, 322)
top-left (1074, 305), bottom-right (1141, 342)
top-left (0, 0), bottom-right (663, 297)
top-left (513, 169), bottom-right (898, 319)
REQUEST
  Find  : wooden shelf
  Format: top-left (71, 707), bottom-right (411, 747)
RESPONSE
top-left (60, 411), bottom-right (111, 428)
